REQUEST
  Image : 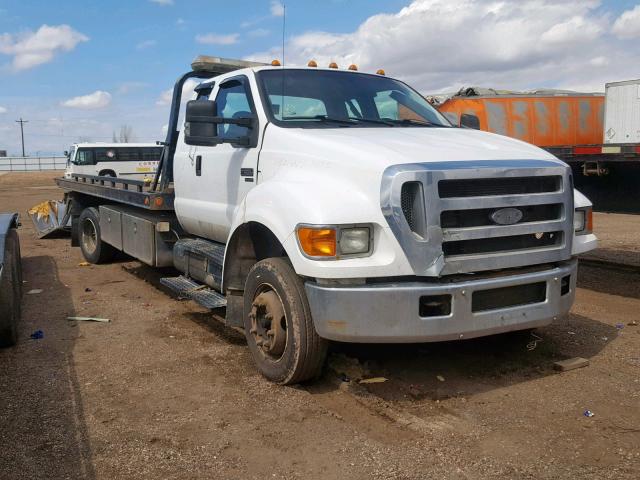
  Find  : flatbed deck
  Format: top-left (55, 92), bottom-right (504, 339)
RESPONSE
top-left (55, 174), bottom-right (175, 211)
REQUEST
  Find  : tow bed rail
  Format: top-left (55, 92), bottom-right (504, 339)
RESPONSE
top-left (55, 174), bottom-right (175, 211)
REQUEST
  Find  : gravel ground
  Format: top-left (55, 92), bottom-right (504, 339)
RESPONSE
top-left (0, 171), bottom-right (638, 480)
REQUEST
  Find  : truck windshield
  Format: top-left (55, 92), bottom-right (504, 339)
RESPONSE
top-left (257, 69), bottom-right (451, 128)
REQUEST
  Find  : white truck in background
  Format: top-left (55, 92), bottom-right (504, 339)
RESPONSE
top-left (54, 56), bottom-right (597, 384)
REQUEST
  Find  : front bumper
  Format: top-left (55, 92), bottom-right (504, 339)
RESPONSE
top-left (305, 259), bottom-right (577, 343)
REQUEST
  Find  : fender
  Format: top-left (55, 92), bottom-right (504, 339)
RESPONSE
top-left (0, 213), bottom-right (19, 275)
top-left (222, 176), bottom-right (412, 285)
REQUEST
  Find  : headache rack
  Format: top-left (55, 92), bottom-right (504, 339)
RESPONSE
top-left (55, 174), bottom-right (175, 210)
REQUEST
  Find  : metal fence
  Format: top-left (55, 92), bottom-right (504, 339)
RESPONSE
top-left (0, 156), bottom-right (67, 171)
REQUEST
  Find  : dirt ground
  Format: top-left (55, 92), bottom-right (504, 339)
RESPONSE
top-left (1, 171), bottom-right (639, 480)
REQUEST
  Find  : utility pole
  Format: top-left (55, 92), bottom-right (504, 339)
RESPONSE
top-left (15, 118), bottom-right (28, 157)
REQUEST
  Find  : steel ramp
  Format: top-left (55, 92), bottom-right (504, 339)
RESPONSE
top-left (160, 275), bottom-right (227, 309)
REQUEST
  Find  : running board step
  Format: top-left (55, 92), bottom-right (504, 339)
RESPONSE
top-left (160, 275), bottom-right (227, 309)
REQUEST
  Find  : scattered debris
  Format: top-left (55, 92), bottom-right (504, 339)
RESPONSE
top-left (436, 375), bottom-right (445, 382)
top-left (554, 357), bottom-right (589, 372)
top-left (67, 316), bottom-right (110, 323)
top-left (78, 262), bottom-right (90, 267)
top-left (602, 337), bottom-right (608, 342)
top-left (26, 289), bottom-right (43, 295)
top-left (328, 353), bottom-right (369, 382)
top-left (85, 287), bottom-right (92, 292)
top-left (567, 331), bottom-right (576, 335)
top-left (359, 377), bottom-right (388, 384)
top-left (28, 199), bottom-right (71, 238)
top-left (30, 330), bottom-right (44, 340)
top-left (616, 323), bottom-right (625, 330)
top-left (526, 332), bottom-right (543, 351)
top-left (583, 410), bottom-right (595, 418)
top-left (628, 321), bottom-right (638, 327)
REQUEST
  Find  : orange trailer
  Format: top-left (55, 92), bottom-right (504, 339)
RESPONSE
top-left (437, 93), bottom-right (605, 147)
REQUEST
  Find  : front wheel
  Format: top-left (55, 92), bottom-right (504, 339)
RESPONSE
top-left (243, 257), bottom-right (328, 385)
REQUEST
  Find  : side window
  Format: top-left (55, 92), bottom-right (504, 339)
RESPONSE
top-left (141, 147), bottom-right (162, 161)
top-left (95, 148), bottom-right (117, 163)
top-left (117, 148), bottom-right (140, 162)
top-left (215, 80), bottom-right (252, 139)
top-left (75, 149), bottom-right (94, 166)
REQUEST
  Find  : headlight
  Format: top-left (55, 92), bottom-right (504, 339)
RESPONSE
top-left (574, 207), bottom-right (593, 235)
top-left (297, 225), bottom-right (372, 259)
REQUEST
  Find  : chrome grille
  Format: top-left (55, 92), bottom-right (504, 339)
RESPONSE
top-left (380, 160), bottom-right (574, 276)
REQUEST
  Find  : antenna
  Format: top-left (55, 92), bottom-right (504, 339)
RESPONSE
top-left (281, 2), bottom-right (286, 66)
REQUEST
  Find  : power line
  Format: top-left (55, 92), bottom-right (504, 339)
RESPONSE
top-left (15, 118), bottom-right (28, 157)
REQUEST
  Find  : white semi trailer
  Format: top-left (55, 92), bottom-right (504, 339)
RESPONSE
top-left (55, 56), bottom-right (597, 384)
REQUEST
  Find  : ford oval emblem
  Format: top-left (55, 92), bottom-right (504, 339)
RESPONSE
top-left (490, 207), bottom-right (523, 225)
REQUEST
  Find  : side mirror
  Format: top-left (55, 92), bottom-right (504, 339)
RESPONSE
top-left (184, 99), bottom-right (221, 146)
top-left (184, 99), bottom-right (257, 147)
top-left (64, 150), bottom-right (69, 157)
top-left (459, 113), bottom-right (480, 130)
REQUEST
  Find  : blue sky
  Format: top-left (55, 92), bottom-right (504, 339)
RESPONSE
top-left (1, 0), bottom-right (639, 155)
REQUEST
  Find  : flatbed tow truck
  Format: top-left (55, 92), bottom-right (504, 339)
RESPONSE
top-left (53, 56), bottom-right (597, 384)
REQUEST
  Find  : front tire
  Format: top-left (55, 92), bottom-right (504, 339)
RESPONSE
top-left (0, 229), bottom-right (21, 347)
top-left (243, 257), bottom-right (328, 385)
top-left (79, 207), bottom-right (116, 264)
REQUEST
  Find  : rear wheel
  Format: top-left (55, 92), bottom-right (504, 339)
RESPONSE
top-left (79, 207), bottom-right (116, 264)
top-left (243, 257), bottom-right (328, 385)
top-left (0, 229), bottom-right (21, 347)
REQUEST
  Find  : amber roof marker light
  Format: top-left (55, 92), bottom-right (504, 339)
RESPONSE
top-left (307, 60), bottom-right (317, 67)
top-left (271, 59), bottom-right (282, 66)
top-left (328, 62), bottom-right (338, 69)
top-left (376, 69), bottom-right (386, 75)
top-left (348, 64), bottom-right (358, 71)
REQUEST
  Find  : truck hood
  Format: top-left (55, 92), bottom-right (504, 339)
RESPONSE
top-left (264, 125), bottom-right (565, 171)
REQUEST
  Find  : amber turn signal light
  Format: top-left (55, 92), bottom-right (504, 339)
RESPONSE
top-left (297, 227), bottom-right (337, 257)
top-left (585, 208), bottom-right (593, 233)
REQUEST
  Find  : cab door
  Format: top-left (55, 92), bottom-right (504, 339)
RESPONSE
top-left (174, 75), bottom-right (260, 242)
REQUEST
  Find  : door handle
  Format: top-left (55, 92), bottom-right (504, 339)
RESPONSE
top-left (195, 155), bottom-right (202, 176)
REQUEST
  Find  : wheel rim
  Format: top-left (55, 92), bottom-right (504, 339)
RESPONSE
top-left (81, 217), bottom-right (98, 254)
top-left (249, 285), bottom-right (287, 360)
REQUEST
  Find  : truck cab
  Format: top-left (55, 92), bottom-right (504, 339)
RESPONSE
top-left (58, 57), bottom-right (597, 385)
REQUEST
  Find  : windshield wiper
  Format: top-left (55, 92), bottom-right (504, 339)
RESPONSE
top-left (281, 115), bottom-right (358, 125)
top-left (385, 118), bottom-right (441, 127)
top-left (347, 117), bottom-right (394, 126)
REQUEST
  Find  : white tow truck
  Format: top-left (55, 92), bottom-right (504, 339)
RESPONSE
top-left (54, 56), bottom-right (597, 384)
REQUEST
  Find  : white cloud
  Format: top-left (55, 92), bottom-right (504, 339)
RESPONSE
top-left (246, 0), bottom-right (634, 93)
top-left (149, 0), bottom-right (174, 6)
top-left (0, 106), bottom-right (7, 114)
top-left (195, 33), bottom-right (239, 45)
top-left (613, 5), bottom-right (640, 39)
top-left (156, 78), bottom-right (199, 106)
top-left (136, 39), bottom-right (157, 50)
top-left (249, 28), bottom-right (270, 38)
top-left (61, 90), bottom-right (112, 109)
top-left (0, 24), bottom-right (88, 71)
top-left (270, 1), bottom-right (285, 17)
top-left (116, 81), bottom-right (148, 95)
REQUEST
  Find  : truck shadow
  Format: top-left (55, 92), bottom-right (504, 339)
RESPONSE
top-left (323, 312), bottom-right (617, 404)
top-left (0, 255), bottom-right (96, 480)
top-left (577, 263), bottom-right (640, 299)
